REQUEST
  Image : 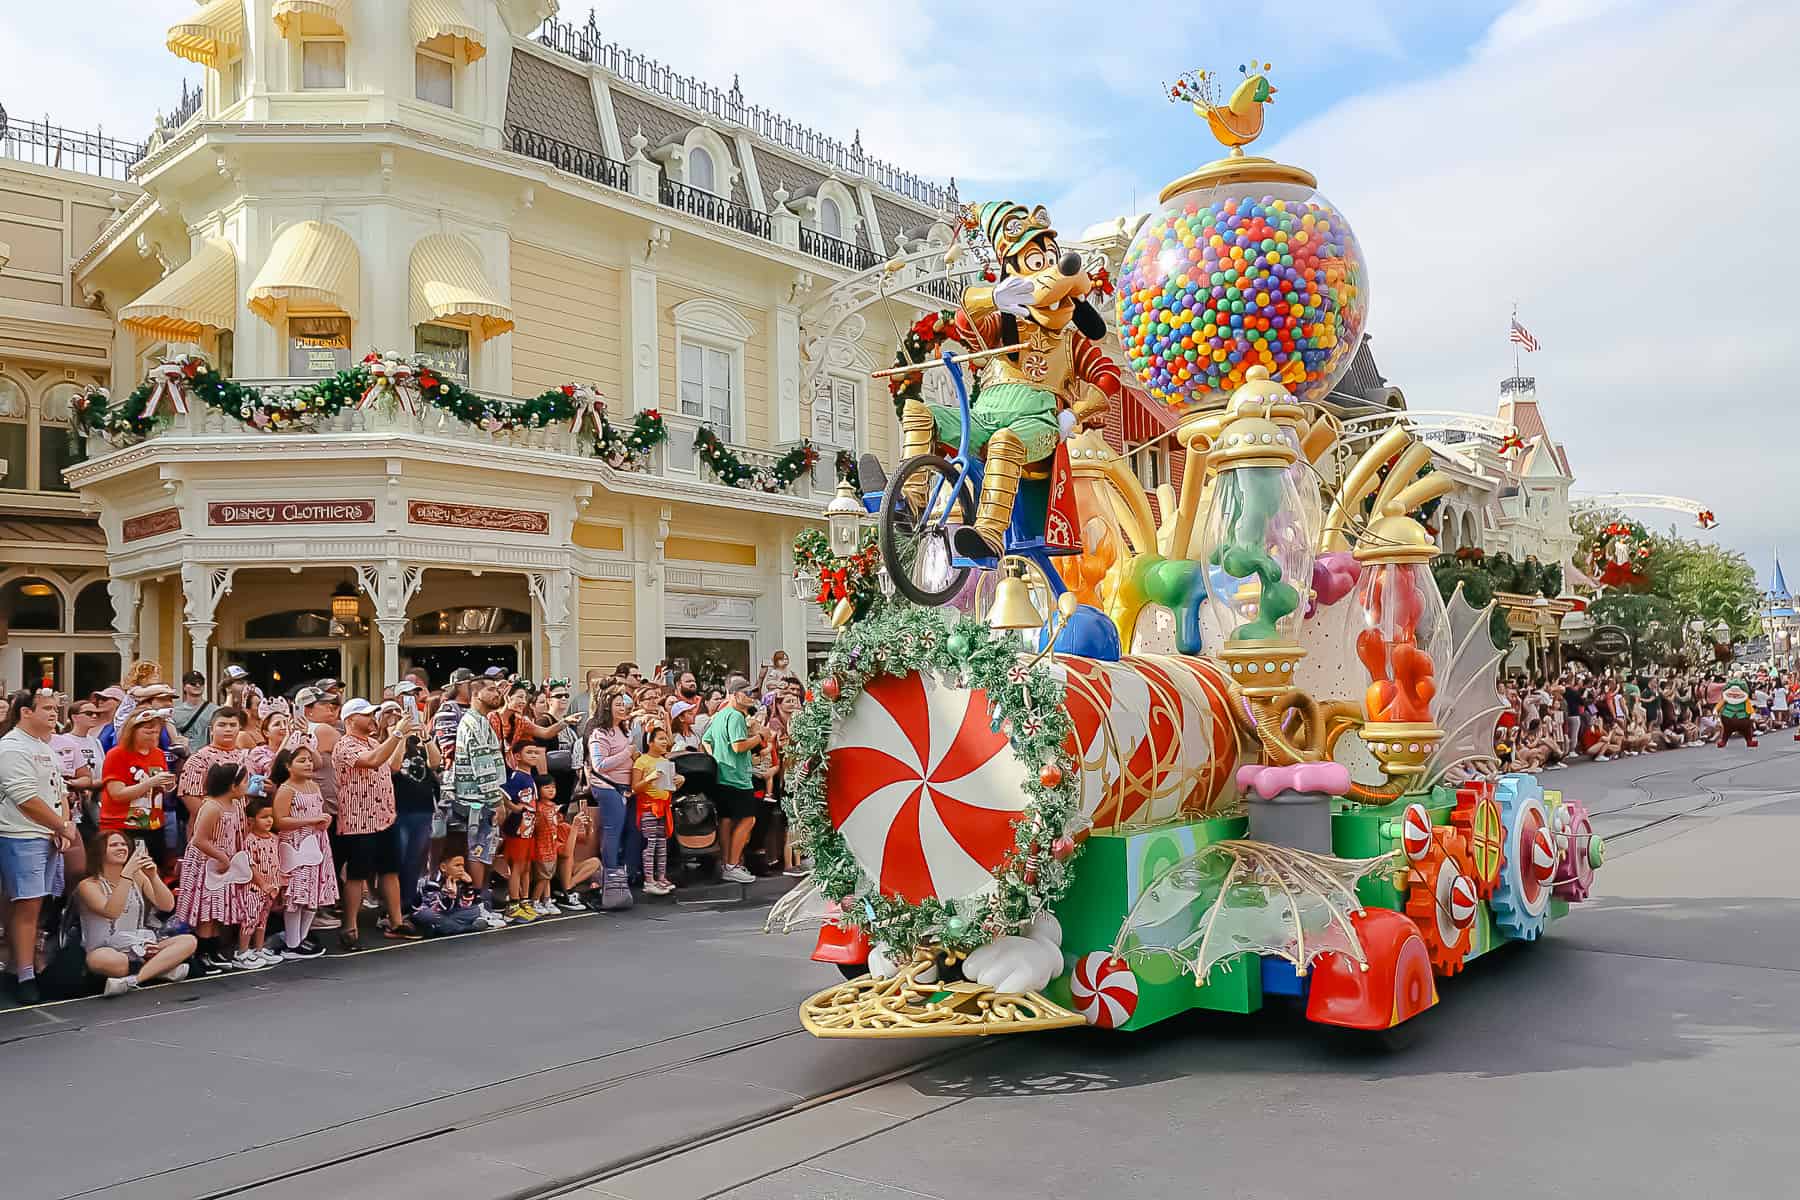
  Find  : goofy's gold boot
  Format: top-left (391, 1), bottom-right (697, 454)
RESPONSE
top-left (897, 399), bottom-right (937, 511)
top-left (952, 428), bottom-right (1026, 561)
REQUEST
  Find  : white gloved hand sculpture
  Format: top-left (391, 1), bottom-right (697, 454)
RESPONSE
top-left (961, 913), bottom-right (1063, 994)
top-left (990, 274), bottom-right (1036, 316)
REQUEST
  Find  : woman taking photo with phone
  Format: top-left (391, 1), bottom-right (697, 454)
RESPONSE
top-left (75, 831), bottom-right (195, 996)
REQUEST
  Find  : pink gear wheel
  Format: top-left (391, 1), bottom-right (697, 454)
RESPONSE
top-left (1071, 952), bottom-right (1139, 1028)
top-left (824, 672), bottom-right (1032, 904)
top-left (1554, 799), bottom-right (1597, 901)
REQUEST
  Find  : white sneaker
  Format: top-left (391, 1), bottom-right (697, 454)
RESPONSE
top-left (234, 951), bottom-right (271, 971)
top-left (103, 976), bottom-right (136, 997)
top-left (166, 963), bottom-right (191, 983)
top-left (722, 865), bottom-right (755, 884)
top-left (534, 900), bottom-right (558, 917)
top-left (257, 949), bottom-right (283, 967)
top-left (362, 895), bottom-right (380, 910)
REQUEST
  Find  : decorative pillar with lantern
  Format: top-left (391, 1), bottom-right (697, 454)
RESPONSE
top-left (793, 481), bottom-right (893, 633)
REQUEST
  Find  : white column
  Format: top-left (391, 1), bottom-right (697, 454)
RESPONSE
top-left (625, 262), bottom-right (659, 413)
top-left (527, 568), bottom-right (574, 680)
top-left (179, 562), bottom-right (236, 683)
top-left (635, 506), bottom-right (670, 664)
top-left (107, 576), bottom-right (141, 672)
top-left (776, 532), bottom-right (808, 679)
top-left (356, 559), bottom-right (425, 691)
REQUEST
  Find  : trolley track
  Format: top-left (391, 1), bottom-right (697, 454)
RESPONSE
top-left (1581, 745), bottom-right (1800, 844)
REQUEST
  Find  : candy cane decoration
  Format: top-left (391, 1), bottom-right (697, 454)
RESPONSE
top-left (359, 357), bottom-right (423, 416)
top-left (139, 359), bottom-right (191, 419)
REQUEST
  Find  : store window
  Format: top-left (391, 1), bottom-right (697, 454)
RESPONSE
top-left (302, 39), bottom-right (347, 89)
top-left (4, 578), bottom-right (63, 632)
top-left (38, 383), bottom-right (83, 493)
top-left (678, 340), bottom-right (735, 440)
top-left (812, 374), bottom-right (857, 450)
top-left (410, 607), bottom-right (530, 636)
top-left (664, 636), bottom-right (749, 691)
top-left (416, 51), bottom-right (454, 107)
top-left (0, 378), bottom-right (28, 491)
top-left (688, 146), bottom-right (716, 195)
top-left (288, 315), bottom-right (352, 377)
top-left (414, 323), bottom-right (470, 383)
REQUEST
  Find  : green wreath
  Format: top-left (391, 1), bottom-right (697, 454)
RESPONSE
top-left (782, 602), bottom-right (1080, 957)
top-left (793, 526), bottom-right (885, 625)
top-left (693, 424), bottom-right (818, 492)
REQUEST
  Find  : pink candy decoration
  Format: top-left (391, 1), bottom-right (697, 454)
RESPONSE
top-left (1236, 761), bottom-right (1352, 800)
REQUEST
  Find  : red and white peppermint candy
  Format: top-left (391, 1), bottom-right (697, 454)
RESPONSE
top-left (1401, 802), bottom-right (1434, 862)
top-left (1528, 827), bottom-right (1558, 886)
top-left (1071, 952), bottom-right (1138, 1028)
top-left (1448, 872), bottom-right (1479, 929)
top-left (825, 672), bottom-right (1030, 904)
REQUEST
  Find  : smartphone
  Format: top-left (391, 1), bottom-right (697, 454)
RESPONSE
top-left (404, 694), bottom-right (421, 724)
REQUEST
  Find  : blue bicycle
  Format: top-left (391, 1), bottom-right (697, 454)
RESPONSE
top-left (867, 350), bottom-right (1072, 609)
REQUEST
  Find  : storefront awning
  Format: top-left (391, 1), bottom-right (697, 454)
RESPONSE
top-left (247, 220), bottom-right (360, 323)
top-left (167, 0), bottom-right (245, 69)
top-left (409, 234), bottom-right (513, 336)
top-left (411, 0), bottom-right (486, 61)
top-left (273, 0), bottom-right (350, 37)
top-left (119, 238), bottom-right (238, 341)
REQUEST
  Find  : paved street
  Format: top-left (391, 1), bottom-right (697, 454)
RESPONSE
top-left (5, 744), bottom-right (1798, 1200)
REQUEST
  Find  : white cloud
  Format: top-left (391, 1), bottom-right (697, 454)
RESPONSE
top-left (1266, 0), bottom-right (1800, 572)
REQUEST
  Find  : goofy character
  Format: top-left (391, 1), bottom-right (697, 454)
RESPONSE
top-left (902, 201), bottom-right (1122, 561)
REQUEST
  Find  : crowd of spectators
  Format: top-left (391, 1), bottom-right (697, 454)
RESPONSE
top-left (1496, 664), bottom-right (1797, 771)
top-left (0, 651), bottom-right (808, 1006)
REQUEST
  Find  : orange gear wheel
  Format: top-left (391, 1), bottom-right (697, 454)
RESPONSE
top-left (1450, 782), bottom-right (1506, 900)
top-left (1403, 825), bottom-right (1478, 977)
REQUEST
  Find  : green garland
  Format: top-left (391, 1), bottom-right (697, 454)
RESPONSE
top-left (782, 601), bottom-right (1080, 957)
top-left (886, 308), bottom-right (982, 419)
top-left (693, 424), bottom-right (818, 492)
top-left (834, 449), bottom-right (860, 490)
top-left (69, 354), bottom-right (670, 467)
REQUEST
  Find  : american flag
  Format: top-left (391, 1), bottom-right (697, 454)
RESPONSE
top-left (1508, 318), bottom-right (1541, 353)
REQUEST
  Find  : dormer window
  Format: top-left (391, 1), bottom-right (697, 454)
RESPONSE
top-left (820, 196), bottom-right (843, 240)
top-left (688, 146), bottom-right (717, 195)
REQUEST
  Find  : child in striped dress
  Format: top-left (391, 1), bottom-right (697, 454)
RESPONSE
top-left (236, 795), bottom-right (283, 969)
top-left (174, 760), bottom-right (251, 971)
top-left (272, 745), bottom-right (337, 959)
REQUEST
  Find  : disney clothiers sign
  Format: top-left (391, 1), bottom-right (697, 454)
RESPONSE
top-left (207, 500), bottom-right (377, 526)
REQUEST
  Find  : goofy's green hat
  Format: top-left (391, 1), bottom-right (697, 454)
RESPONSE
top-left (974, 200), bottom-right (1056, 271)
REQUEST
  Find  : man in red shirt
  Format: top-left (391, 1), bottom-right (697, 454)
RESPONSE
top-left (331, 699), bottom-right (420, 947)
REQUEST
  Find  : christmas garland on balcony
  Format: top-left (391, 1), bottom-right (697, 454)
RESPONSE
top-left (693, 424), bottom-right (818, 492)
top-left (67, 353), bottom-right (669, 468)
top-left (781, 601), bottom-right (1079, 957)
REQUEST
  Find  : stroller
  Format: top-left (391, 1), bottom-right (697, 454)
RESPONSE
top-left (669, 751), bottom-right (721, 881)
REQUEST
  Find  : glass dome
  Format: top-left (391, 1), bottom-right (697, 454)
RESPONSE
top-left (1201, 459), bottom-right (1316, 649)
top-left (1341, 561), bottom-right (1451, 727)
top-left (1117, 164), bottom-right (1368, 413)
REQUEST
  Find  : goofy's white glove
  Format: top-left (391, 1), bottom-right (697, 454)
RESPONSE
top-left (990, 274), bottom-right (1036, 317)
top-left (962, 913), bottom-right (1063, 994)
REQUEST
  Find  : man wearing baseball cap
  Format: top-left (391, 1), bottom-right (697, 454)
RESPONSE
top-left (701, 676), bottom-right (765, 884)
top-left (331, 698), bottom-right (420, 945)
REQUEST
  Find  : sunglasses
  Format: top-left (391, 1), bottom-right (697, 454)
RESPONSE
top-left (549, 692), bottom-right (570, 701)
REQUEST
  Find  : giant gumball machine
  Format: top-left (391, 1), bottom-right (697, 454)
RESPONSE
top-left (770, 66), bottom-right (1603, 1042)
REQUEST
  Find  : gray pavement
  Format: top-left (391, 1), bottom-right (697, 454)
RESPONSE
top-left (4, 742), bottom-right (1797, 1200)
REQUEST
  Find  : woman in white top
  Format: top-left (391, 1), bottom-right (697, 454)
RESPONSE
top-left (75, 829), bottom-right (196, 996)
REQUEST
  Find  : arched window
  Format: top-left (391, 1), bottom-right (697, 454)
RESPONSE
top-left (4, 578), bottom-right (63, 631)
top-left (0, 378), bottom-right (25, 491)
top-left (820, 197), bottom-right (843, 240)
top-left (38, 382), bottom-right (85, 493)
top-left (74, 581), bottom-right (115, 632)
top-left (688, 146), bottom-right (716, 195)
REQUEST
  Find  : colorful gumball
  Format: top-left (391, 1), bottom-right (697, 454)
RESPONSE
top-left (1116, 181), bottom-right (1368, 410)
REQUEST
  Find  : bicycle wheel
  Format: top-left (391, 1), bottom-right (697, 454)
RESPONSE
top-left (881, 454), bottom-right (975, 608)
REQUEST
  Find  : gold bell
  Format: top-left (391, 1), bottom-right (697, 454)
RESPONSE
top-left (987, 561), bottom-right (1044, 630)
top-left (830, 596), bottom-right (857, 628)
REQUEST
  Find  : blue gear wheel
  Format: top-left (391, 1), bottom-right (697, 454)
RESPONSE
top-left (1490, 773), bottom-right (1552, 942)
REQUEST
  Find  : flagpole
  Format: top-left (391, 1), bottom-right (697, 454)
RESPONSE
top-left (1511, 301), bottom-right (1520, 381)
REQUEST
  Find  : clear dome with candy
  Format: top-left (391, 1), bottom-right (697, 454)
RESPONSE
top-left (1116, 169), bottom-right (1368, 411)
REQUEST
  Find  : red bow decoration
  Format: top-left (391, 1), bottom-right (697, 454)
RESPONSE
top-left (140, 359), bottom-right (191, 419)
top-left (815, 566), bottom-right (850, 604)
top-left (1498, 434), bottom-right (1524, 453)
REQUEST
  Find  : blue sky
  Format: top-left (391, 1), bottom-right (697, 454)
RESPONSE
top-left (6, 0), bottom-right (1797, 587)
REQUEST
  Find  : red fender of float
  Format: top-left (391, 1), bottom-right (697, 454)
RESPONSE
top-left (1305, 908), bottom-right (1439, 1031)
top-left (811, 922), bottom-right (871, 966)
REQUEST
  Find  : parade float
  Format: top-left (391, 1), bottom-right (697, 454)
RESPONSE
top-left (770, 66), bottom-right (1604, 1040)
